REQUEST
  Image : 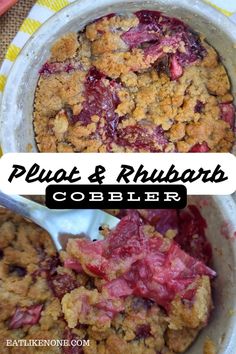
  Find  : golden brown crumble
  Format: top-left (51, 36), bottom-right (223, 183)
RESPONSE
top-left (168, 277), bottom-right (212, 330)
top-left (51, 33), bottom-right (79, 62)
top-left (0, 208), bottom-right (214, 354)
top-left (203, 338), bottom-right (216, 354)
top-left (33, 13), bottom-right (235, 152)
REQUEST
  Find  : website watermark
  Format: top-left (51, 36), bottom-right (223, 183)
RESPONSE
top-left (6, 339), bottom-right (90, 347)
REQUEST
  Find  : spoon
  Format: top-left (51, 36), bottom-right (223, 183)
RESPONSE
top-left (0, 191), bottom-right (119, 251)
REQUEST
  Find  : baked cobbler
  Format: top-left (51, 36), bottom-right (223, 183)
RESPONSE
top-left (34, 11), bottom-right (235, 152)
top-left (0, 207), bottom-right (216, 353)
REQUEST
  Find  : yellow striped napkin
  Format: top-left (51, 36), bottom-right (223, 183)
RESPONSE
top-left (0, 0), bottom-right (75, 94)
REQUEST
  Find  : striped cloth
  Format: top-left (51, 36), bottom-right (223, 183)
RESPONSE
top-left (0, 0), bottom-right (75, 95)
top-left (0, 0), bottom-right (236, 99)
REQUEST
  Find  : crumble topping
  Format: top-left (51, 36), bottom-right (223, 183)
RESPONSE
top-left (203, 337), bottom-right (216, 354)
top-left (0, 207), bottom-right (215, 353)
top-left (34, 11), bottom-right (235, 152)
top-left (51, 33), bottom-right (79, 63)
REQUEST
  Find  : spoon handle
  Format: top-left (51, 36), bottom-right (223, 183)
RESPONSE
top-left (0, 192), bottom-right (120, 251)
top-left (0, 191), bottom-right (49, 228)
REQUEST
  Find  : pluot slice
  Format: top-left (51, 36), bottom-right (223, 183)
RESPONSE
top-left (9, 304), bottom-right (43, 329)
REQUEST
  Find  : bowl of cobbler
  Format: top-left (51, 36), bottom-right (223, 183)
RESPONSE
top-left (0, 0), bottom-right (236, 153)
top-left (0, 196), bottom-right (236, 354)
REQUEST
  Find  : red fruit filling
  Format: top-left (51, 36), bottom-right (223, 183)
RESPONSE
top-left (62, 287), bottom-right (125, 328)
top-left (9, 304), bottom-right (43, 329)
top-left (34, 255), bottom-right (78, 299)
top-left (135, 10), bottom-right (187, 33)
top-left (174, 30), bottom-right (206, 66)
top-left (137, 209), bottom-right (179, 235)
top-left (194, 100), bottom-right (205, 113)
top-left (72, 67), bottom-right (121, 138)
top-left (48, 273), bottom-right (78, 299)
top-left (121, 10), bottom-right (206, 79)
top-left (121, 22), bottom-right (161, 47)
top-left (39, 61), bottom-right (82, 75)
top-left (170, 55), bottom-right (183, 80)
top-left (175, 205), bottom-right (212, 264)
top-left (190, 142), bottom-right (210, 152)
top-left (118, 207), bottom-right (212, 264)
top-left (104, 240), bottom-right (215, 311)
top-left (95, 298), bottom-right (125, 316)
top-left (66, 211), bottom-right (216, 312)
top-left (220, 102), bottom-right (235, 129)
top-left (32, 255), bottom-right (60, 278)
top-left (135, 324), bottom-right (151, 339)
top-left (64, 259), bottom-right (83, 273)
top-left (117, 125), bottom-right (168, 152)
top-left (144, 34), bottom-right (183, 63)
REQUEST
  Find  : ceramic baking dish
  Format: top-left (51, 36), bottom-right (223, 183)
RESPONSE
top-left (0, 0), bottom-right (236, 153)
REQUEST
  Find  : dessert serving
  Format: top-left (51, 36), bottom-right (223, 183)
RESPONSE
top-left (34, 10), bottom-right (235, 153)
top-left (0, 207), bottom-right (216, 354)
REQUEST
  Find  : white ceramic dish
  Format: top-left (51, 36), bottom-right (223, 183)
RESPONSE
top-left (0, 3), bottom-right (236, 351)
top-left (187, 195), bottom-right (236, 354)
top-left (0, 0), bottom-right (236, 153)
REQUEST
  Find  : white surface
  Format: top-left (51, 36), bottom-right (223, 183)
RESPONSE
top-left (0, 153), bottom-right (235, 195)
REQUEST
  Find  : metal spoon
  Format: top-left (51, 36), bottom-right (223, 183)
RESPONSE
top-left (0, 191), bottom-right (119, 251)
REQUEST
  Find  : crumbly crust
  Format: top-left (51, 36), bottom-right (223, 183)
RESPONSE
top-left (33, 13), bottom-right (235, 152)
top-left (51, 33), bottom-right (79, 62)
top-left (0, 209), bottom-right (213, 354)
top-left (0, 209), bottom-right (63, 354)
top-left (203, 338), bottom-right (216, 354)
